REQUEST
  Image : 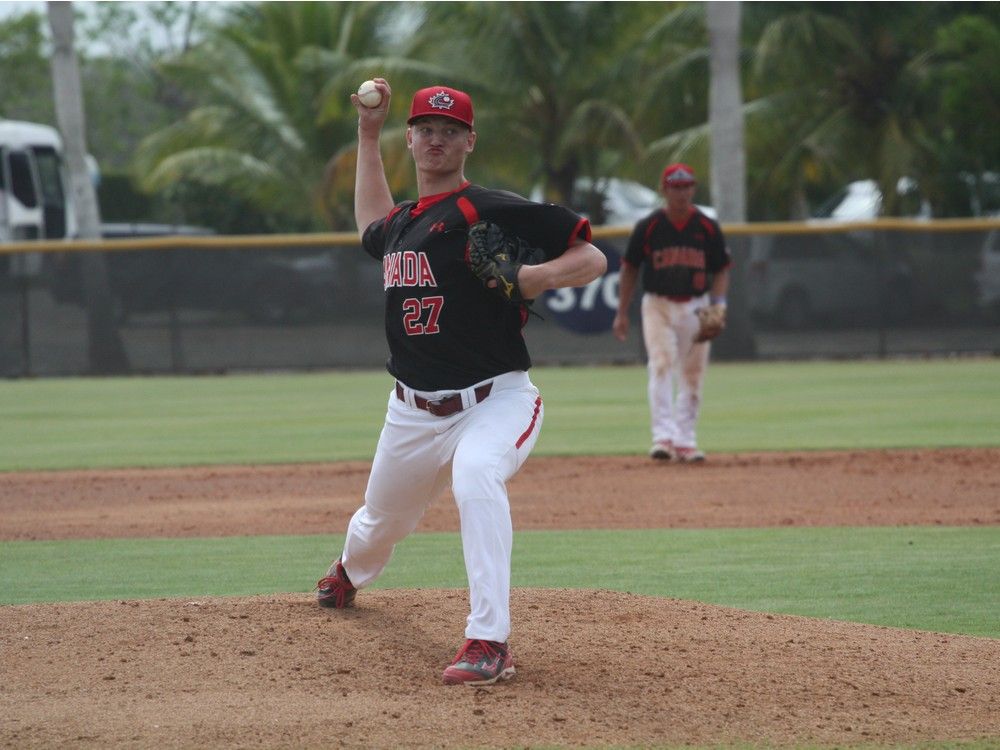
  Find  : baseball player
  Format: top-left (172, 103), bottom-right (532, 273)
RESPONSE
top-left (316, 79), bottom-right (606, 686)
top-left (612, 163), bottom-right (731, 462)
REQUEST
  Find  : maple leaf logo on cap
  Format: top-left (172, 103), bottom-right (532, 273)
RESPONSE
top-left (661, 162), bottom-right (697, 188)
top-left (408, 85), bottom-right (473, 127)
top-left (667, 167), bottom-right (695, 182)
top-left (428, 91), bottom-right (456, 111)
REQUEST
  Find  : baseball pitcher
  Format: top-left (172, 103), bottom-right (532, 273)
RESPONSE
top-left (316, 79), bottom-right (606, 686)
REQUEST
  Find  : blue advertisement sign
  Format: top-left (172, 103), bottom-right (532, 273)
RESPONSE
top-left (539, 242), bottom-right (621, 334)
top-left (539, 242), bottom-right (621, 333)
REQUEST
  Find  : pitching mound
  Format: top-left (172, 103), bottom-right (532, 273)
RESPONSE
top-left (3, 590), bottom-right (999, 748)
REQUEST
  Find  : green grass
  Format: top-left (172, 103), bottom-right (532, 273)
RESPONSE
top-left (631, 744), bottom-right (1000, 750)
top-left (531, 358), bottom-right (1000, 454)
top-left (0, 370), bottom-right (388, 471)
top-left (1, 358), bottom-right (998, 471)
top-left (622, 744), bottom-right (1000, 750)
top-left (3, 527), bottom-right (998, 638)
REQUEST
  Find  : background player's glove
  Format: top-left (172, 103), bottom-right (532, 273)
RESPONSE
top-left (467, 221), bottom-right (545, 304)
top-left (694, 303), bottom-right (727, 342)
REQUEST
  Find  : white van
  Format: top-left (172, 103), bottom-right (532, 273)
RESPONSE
top-left (0, 120), bottom-right (80, 242)
top-left (0, 120), bottom-right (81, 281)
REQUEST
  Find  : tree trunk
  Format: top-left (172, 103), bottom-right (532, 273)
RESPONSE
top-left (47, 0), bottom-right (129, 374)
top-left (706, 0), bottom-right (756, 360)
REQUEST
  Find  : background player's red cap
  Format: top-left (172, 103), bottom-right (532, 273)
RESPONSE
top-left (661, 163), bottom-right (697, 188)
top-left (407, 86), bottom-right (474, 128)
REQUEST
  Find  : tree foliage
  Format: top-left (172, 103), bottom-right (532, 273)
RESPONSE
top-left (131, 1), bottom-right (454, 231)
top-left (0, 5), bottom-right (195, 179)
top-left (925, 12), bottom-right (1000, 215)
top-left (0, 12), bottom-right (54, 123)
top-left (3, 1), bottom-right (997, 227)
top-left (743, 2), bottom-right (999, 217)
top-left (408, 2), bottom-right (660, 205)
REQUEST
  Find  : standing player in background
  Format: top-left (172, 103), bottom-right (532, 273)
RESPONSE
top-left (316, 79), bottom-right (606, 686)
top-left (612, 163), bottom-right (731, 462)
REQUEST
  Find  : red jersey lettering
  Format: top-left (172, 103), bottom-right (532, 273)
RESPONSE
top-left (650, 246), bottom-right (708, 270)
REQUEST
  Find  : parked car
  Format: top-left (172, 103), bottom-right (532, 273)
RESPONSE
top-left (812, 178), bottom-right (930, 222)
top-left (47, 223), bottom-right (377, 324)
top-left (531, 177), bottom-right (715, 226)
top-left (747, 231), bottom-right (915, 329)
top-left (813, 174), bottom-right (998, 221)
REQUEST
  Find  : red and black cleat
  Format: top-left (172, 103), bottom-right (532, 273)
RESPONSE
top-left (442, 639), bottom-right (515, 686)
top-left (316, 559), bottom-right (356, 608)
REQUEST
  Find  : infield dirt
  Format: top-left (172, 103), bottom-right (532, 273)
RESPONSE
top-left (2, 448), bottom-right (999, 748)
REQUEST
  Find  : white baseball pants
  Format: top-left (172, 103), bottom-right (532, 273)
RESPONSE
top-left (340, 370), bottom-right (543, 643)
top-left (641, 292), bottom-right (711, 449)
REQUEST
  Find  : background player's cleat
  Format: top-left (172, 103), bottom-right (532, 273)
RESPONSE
top-left (674, 446), bottom-right (706, 463)
top-left (649, 441), bottom-right (676, 460)
top-left (316, 559), bottom-right (356, 608)
top-left (442, 639), bottom-right (515, 686)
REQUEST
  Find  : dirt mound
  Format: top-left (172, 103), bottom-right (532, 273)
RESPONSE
top-left (4, 590), bottom-right (999, 749)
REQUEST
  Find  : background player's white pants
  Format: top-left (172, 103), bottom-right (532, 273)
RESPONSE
top-left (641, 293), bottom-right (711, 449)
top-left (341, 370), bottom-right (543, 643)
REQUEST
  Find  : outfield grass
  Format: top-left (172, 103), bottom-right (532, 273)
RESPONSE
top-left (532, 357), bottom-right (1000, 455)
top-left (1, 358), bottom-right (998, 471)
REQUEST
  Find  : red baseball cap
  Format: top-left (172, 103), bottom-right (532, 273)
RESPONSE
top-left (407, 86), bottom-right (474, 128)
top-left (661, 163), bottom-right (697, 187)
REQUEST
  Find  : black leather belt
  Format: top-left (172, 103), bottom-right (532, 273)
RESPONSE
top-left (395, 382), bottom-right (493, 417)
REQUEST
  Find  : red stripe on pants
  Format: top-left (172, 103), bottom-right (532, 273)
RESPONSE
top-left (516, 396), bottom-right (542, 449)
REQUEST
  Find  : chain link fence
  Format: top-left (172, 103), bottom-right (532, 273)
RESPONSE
top-left (2, 219), bottom-right (998, 377)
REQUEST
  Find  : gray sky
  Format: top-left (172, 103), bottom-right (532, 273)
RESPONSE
top-left (0, 1), bottom-right (233, 55)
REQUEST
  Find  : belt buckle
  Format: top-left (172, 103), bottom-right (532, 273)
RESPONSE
top-left (425, 396), bottom-right (450, 416)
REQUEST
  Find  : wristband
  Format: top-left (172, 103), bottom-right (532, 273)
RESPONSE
top-left (710, 295), bottom-right (727, 307)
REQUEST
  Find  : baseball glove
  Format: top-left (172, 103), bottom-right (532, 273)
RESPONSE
top-left (694, 303), bottom-right (727, 342)
top-left (467, 220), bottom-right (545, 304)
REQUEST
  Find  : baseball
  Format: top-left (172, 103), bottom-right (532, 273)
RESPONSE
top-left (357, 80), bottom-right (382, 108)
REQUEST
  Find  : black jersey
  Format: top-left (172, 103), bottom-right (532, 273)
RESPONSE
top-left (362, 182), bottom-right (591, 390)
top-left (623, 207), bottom-right (731, 298)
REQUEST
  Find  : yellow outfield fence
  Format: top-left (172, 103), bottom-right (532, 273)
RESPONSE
top-left (3, 216), bottom-right (997, 254)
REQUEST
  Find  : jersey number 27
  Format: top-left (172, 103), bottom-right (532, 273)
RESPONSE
top-left (402, 296), bottom-right (443, 335)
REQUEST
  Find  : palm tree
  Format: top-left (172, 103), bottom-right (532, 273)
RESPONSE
top-left (407, 2), bottom-right (657, 206)
top-left (133, 3), bottom-right (705, 228)
top-left (706, 1), bottom-right (755, 360)
top-left (707, 1), bottom-right (746, 224)
top-left (746, 3), bottom-right (953, 218)
top-left (923, 11), bottom-right (1000, 216)
top-left (132, 2), bottom-right (438, 231)
top-left (630, 4), bottom-right (714, 185)
top-left (48, 0), bottom-right (128, 373)
top-left (643, 4), bottom-right (976, 220)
